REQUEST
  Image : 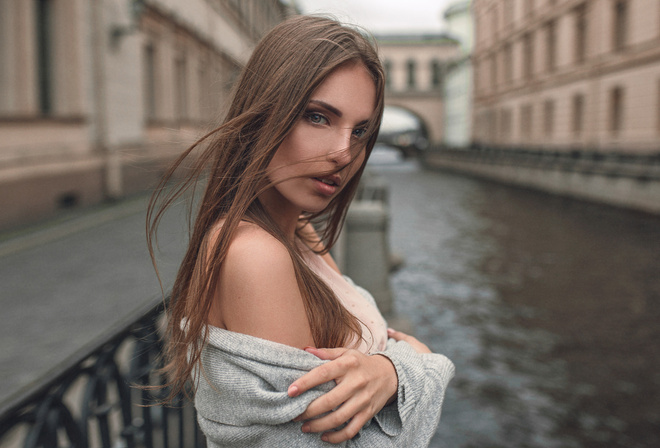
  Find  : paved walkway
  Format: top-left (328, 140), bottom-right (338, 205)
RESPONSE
top-left (0, 194), bottom-right (189, 406)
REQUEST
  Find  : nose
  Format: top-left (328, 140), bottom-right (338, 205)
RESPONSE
top-left (327, 130), bottom-right (353, 168)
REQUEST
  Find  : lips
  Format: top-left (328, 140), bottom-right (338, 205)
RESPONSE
top-left (314, 174), bottom-right (342, 188)
top-left (312, 174), bottom-right (342, 196)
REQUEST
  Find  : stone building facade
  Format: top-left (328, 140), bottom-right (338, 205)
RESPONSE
top-left (472, 0), bottom-right (660, 152)
top-left (427, 0), bottom-right (660, 214)
top-left (0, 0), bottom-right (290, 231)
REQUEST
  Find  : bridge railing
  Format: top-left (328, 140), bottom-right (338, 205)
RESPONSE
top-left (426, 145), bottom-right (660, 181)
top-left (0, 296), bottom-right (204, 448)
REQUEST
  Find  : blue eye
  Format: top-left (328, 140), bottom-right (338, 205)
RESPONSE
top-left (307, 112), bottom-right (328, 125)
top-left (352, 128), bottom-right (368, 138)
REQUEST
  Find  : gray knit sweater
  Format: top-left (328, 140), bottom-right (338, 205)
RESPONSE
top-left (194, 325), bottom-right (454, 447)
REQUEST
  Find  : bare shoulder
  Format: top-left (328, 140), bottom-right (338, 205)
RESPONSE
top-left (212, 222), bottom-right (314, 348)
top-left (230, 221), bottom-right (287, 258)
top-left (205, 220), bottom-right (283, 261)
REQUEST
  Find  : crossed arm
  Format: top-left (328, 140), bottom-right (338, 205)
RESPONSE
top-left (288, 328), bottom-right (431, 444)
top-left (207, 222), bottom-right (432, 444)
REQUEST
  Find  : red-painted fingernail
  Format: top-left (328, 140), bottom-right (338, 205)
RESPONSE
top-left (301, 423), bottom-right (310, 433)
top-left (304, 346), bottom-right (317, 353)
top-left (321, 434), bottom-right (329, 442)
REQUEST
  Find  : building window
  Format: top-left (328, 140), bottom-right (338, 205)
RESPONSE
top-left (36, 0), bottom-right (54, 115)
top-left (431, 60), bottom-right (442, 89)
top-left (546, 20), bottom-right (556, 72)
top-left (487, 109), bottom-right (497, 141)
top-left (490, 53), bottom-right (498, 92)
top-left (543, 99), bottom-right (554, 137)
top-left (475, 15), bottom-right (482, 46)
top-left (0, 1), bottom-right (10, 113)
top-left (474, 60), bottom-right (481, 94)
top-left (198, 59), bottom-right (209, 118)
top-left (501, 108), bottom-right (512, 142)
top-left (504, 42), bottom-right (513, 84)
top-left (174, 53), bottom-right (188, 122)
top-left (610, 86), bottom-right (624, 135)
top-left (491, 4), bottom-right (499, 39)
top-left (613, 0), bottom-right (628, 52)
top-left (572, 94), bottom-right (584, 136)
top-left (144, 43), bottom-right (157, 121)
top-left (213, 58), bottom-right (225, 116)
top-left (521, 103), bottom-right (533, 139)
top-left (575, 4), bottom-right (587, 63)
top-left (523, 32), bottom-right (534, 80)
top-left (657, 80), bottom-right (660, 133)
top-left (406, 60), bottom-right (416, 89)
top-left (384, 60), bottom-right (392, 90)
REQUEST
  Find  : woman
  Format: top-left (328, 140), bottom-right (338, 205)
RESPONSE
top-left (148, 15), bottom-right (454, 447)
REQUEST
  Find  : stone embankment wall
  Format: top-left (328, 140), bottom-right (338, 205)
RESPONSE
top-left (424, 148), bottom-right (660, 215)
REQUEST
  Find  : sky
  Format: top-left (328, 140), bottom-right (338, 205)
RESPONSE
top-left (294, 0), bottom-right (458, 35)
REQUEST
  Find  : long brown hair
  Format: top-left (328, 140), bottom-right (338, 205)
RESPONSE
top-left (147, 15), bottom-right (385, 400)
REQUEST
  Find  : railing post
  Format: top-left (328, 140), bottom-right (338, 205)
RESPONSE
top-left (344, 198), bottom-right (394, 316)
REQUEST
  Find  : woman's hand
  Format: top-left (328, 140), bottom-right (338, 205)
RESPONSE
top-left (386, 328), bottom-right (432, 354)
top-left (288, 347), bottom-right (397, 444)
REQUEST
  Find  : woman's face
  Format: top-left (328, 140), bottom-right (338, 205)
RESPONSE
top-left (262, 62), bottom-right (377, 221)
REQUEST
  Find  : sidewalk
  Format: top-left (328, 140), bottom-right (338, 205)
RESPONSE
top-left (0, 194), bottom-right (189, 406)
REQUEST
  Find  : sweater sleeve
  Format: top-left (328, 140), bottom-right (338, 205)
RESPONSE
top-left (370, 339), bottom-right (455, 442)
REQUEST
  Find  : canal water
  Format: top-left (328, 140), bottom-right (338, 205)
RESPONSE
top-left (367, 147), bottom-right (660, 448)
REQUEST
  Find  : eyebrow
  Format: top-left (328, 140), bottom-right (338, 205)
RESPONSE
top-left (308, 99), bottom-right (370, 126)
top-left (309, 99), bottom-right (342, 117)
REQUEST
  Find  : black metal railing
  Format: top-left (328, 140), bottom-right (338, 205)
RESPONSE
top-left (0, 296), bottom-right (204, 448)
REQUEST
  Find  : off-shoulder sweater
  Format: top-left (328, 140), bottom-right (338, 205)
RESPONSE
top-left (194, 324), bottom-right (454, 447)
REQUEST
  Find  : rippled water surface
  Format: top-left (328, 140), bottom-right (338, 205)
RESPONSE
top-left (367, 148), bottom-right (660, 448)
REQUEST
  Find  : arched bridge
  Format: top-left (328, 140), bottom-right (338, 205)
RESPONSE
top-left (376, 33), bottom-right (460, 149)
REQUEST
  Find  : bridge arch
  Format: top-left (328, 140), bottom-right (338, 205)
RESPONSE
top-left (383, 96), bottom-right (442, 145)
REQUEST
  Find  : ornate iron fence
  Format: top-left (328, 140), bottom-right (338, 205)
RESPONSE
top-left (0, 297), bottom-right (204, 448)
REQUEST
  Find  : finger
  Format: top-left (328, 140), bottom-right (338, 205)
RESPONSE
top-left (294, 380), bottom-right (356, 421)
top-left (320, 410), bottom-right (370, 444)
top-left (304, 346), bottom-right (348, 360)
top-left (387, 328), bottom-right (410, 341)
top-left (288, 357), bottom-right (353, 397)
top-left (301, 393), bottom-right (366, 434)
top-left (387, 328), bottom-right (431, 354)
